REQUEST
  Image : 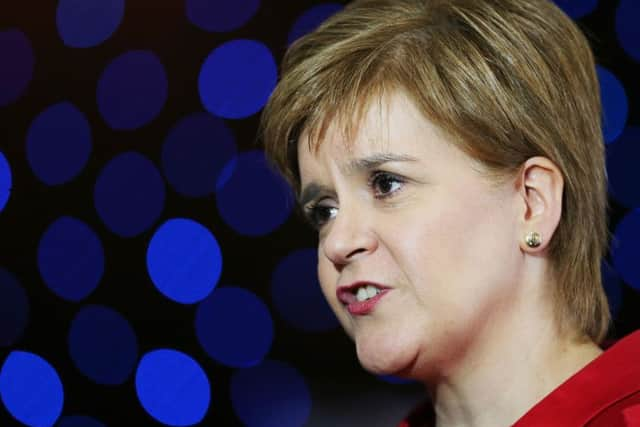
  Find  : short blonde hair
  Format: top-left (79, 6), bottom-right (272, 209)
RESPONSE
top-left (260, 0), bottom-right (611, 343)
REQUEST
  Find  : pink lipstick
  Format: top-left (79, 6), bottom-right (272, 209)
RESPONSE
top-left (336, 282), bottom-right (391, 315)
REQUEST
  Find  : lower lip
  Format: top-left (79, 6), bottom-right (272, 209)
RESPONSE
top-left (347, 289), bottom-right (390, 315)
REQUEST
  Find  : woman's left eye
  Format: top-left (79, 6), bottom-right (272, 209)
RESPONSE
top-left (369, 171), bottom-right (404, 198)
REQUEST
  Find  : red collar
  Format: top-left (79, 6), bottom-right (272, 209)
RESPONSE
top-left (513, 330), bottom-right (640, 426)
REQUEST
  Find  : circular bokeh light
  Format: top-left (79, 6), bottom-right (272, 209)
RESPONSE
top-left (0, 268), bottom-right (29, 347)
top-left (0, 351), bottom-right (64, 427)
top-left (0, 151), bottom-right (11, 212)
top-left (0, 29), bottom-right (34, 106)
top-left (57, 415), bottom-right (106, 427)
top-left (135, 349), bottom-right (211, 426)
top-left (217, 150), bottom-right (294, 236)
top-left (186, 0), bottom-right (260, 32)
top-left (616, 0), bottom-right (640, 63)
top-left (37, 216), bottom-right (105, 302)
top-left (26, 102), bottom-right (92, 186)
top-left (231, 359), bottom-right (311, 427)
top-left (288, 3), bottom-right (343, 45)
top-left (195, 286), bottom-right (273, 368)
top-left (97, 50), bottom-right (168, 130)
top-left (612, 209), bottom-right (640, 292)
top-left (68, 304), bottom-right (138, 385)
top-left (162, 112), bottom-right (237, 198)
top-left (271, 248), bottom-right (339, 332)
top-left (199, 39), bottom-right (277, 119)
top-left (147, 218), bottom-right (223, 304)
top-left (606, 126), bottom-right (640, 208)
top-left (597, 65), bottom-right (628, 144)
top-left (553, 0), bottom-right (598, 19)
top-left (94, 152), bottom-right (166, 238)
top-left (56, 0), bottom-right (125, 48)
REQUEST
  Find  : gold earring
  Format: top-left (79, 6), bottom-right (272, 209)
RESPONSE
top-left (525, 231), bottom-right (542, 248)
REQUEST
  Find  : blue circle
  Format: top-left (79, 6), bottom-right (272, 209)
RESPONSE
top-left (26, 102), bottom-right (92, 186)
top-left (195, 286), bottom-right (273, 368)
top-left (0, 151), bottom-right (11, 212)
top-left (56, 0), bottom-right (125, 48)
top-left (162, 112), bottom-right (237, 198)
top-left (552, 0), bottom-right (598, 19)
top-left (147, 218), bottom-right (222, 304)
top-left (97, 50), bottom-right (168, 130)
top-left (38, 216), bottom-right (105, 302)
top-left (135, 349), bottom-right (210, 426)
top-left (0, 351), bottom-right (64, 427)
top-left (271, 248), bottom-right (339, 332)
top-left (57, 415), bottom-right (106, 427)
top-left (199, 39), bottom-right (277, 119)
top-left (94, 152), bottom-right (166, 237)
top-left (186, 0), bottom-right (260, 32)
top-left (217, 150), bottom-right (294, 236)
top-left (612, 209), bottom-right (640, 292)
top-left (597, 65), bottom-right (628, 144)
top-left (602, 260), bottom-right (623, 318)
top-left (0, 29), bottom-right (35, 107)
top-left (606, 126), bottom-right (640, 208)
top-left (0, 268), bottom-right (29, 347)
top-left (616, 0), bottom-right (640, 63)
top-left (231, 359), bottom-right (311, 427)
top-left (377, 375), bottom-right (418, 385)
top-left (68, 305), bottom-right (138, 385)
top-left (288, 3), bottom-right (343, 45)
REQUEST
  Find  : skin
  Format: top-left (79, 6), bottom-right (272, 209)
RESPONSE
top-left (297, 90), bottom-right (603, 427)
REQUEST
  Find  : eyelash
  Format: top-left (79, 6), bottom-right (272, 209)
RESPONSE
top-left (303, 171), bottom-right (406, 230)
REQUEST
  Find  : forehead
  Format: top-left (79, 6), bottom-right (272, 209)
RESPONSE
top-left (297, 90), bottom-right (469, 176)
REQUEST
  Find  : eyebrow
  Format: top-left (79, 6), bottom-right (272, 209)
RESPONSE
top-left (298, 152), bottom-right (418, 206)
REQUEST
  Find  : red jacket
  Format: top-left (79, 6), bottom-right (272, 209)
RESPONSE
top-left (399, 330), bottom-right (640, 426)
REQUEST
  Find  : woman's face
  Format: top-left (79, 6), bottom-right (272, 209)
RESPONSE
top-left (297, 91), bottom-right (524, 380)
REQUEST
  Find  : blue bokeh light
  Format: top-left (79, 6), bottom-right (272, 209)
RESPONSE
top-left (0, 351), bottom-right (64, 427)
top-left (135, 349), bottom-right (211, 426)
top-left (602, 260), bottom-right (623, 318)
top-left (597, 65), bottom-right (628, 144)
top-left (0, 268), bottom-right (29, 347)
top-left (606, 126), bottom-right (640, 208)
top-left (147, 218), bottom-right (222, 304)
top-left (231, 359), bottom-right (311, 427)
top-left (377, 375), bottom-right (418, 385)
top-left (616, 0), bottom-right (640, 63)
top-left (94, 152), bottom-right (166, 237)
top-left (162, 112), bottom-right (237, 198)
top-left (26, 102), bottom-right (92, 186)
top-left (552, 0), bottom-right (598, 19)
top-left (97, 50), bottom-right (168, 130)
top-left (199, 39), bottom-right (277, 119)
top-left (0, 151), bottom-right (11, 212)
top-left (288, 3), bottom-right (343, 45)
top-left (0, 29), bottom-right (34, 107)
top-left (271, 248), bottom-right (339, 332)
top-left (68, 305), bottom-right (138, 385)
top-left (195, 286), bottom-right (273, 368)
top-left (217, 150), bottom-right (294, 236)
top-left (187, 0), bottom-right (260, 32)
top-left (57, 415), bottom-right (106, 427)
top-left (56, 0), bottom-right (125, 48)
top-left (37, 216), bottom-right (105, 302)
top-left (612, 209), bottom-right (640, 292)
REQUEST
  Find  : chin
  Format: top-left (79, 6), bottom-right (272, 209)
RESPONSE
top-left (355, 334), bottom-right (419, 377)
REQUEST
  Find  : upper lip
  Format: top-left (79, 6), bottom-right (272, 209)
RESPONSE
top-left (336, 281), bottom-right (391, 304)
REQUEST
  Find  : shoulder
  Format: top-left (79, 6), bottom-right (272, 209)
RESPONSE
top-left (586, 392), bottom-right (640, 427)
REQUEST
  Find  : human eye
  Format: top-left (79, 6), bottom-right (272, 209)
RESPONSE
top-left (369, 171), bottom-right (405, 199)
top-left (303, 200), bottom-right (338, 230)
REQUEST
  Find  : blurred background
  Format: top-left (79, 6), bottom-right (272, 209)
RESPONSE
top-left (0, 0), bottom-right (638, 426)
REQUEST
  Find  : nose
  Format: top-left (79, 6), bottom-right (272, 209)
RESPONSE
top-left (321, 205), bottom-right (378, 268)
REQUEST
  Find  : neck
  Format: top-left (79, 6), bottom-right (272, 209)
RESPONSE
top-left (424, 285), bottom-right (602, 427)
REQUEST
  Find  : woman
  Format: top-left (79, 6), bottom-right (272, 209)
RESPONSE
top-left (260, 0), bottom-right (640, 425)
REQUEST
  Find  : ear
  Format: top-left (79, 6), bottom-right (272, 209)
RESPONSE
top-left (517, 156), bottom-right (563, 253)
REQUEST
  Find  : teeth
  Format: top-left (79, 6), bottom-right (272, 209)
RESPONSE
top-left (355, 285), bottom-right (381, 302)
